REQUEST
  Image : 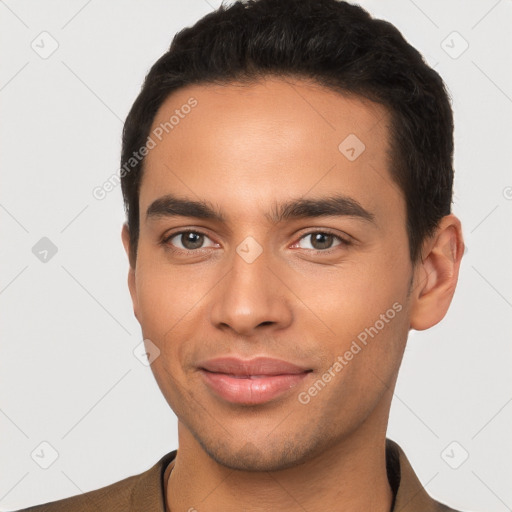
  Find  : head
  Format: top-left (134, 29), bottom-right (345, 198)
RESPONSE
top-left (121, 0), bottom-right (463, 471)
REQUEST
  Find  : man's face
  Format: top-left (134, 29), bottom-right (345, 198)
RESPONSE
top-left (124, 77), bottom-right (414, 471)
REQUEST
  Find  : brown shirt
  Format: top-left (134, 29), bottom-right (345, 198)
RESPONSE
top-left (15, 439), bottom-right (463, 512)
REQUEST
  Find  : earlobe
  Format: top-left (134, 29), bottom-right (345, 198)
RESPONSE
top-left (409, 214), bottom-right (464, 331)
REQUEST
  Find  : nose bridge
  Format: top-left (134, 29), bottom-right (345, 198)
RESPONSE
top-left (209, 236), bottom-right (292, 335)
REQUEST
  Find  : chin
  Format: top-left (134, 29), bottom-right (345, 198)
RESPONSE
top-left (195, 432), bottom-right (320, 472)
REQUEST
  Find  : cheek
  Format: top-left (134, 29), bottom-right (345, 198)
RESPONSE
top-left (307, 285), bottom-right (409, 420)
top-left (134, 268), bottom-right (181, 354)
top-left (299, 255), bottom-right (408, 335)
top-left (133, 259), bottom-right (217, 368)
top-left (300, 250), bottom-right (411, 391)
top-left (347, 240), bottom-right (410, 311)
top-left (335, 257), bottom-right (411, 381)
top-left (133, 265), bottom-right (202, 405)
top-left (135, 254), bottom-right (200, 323)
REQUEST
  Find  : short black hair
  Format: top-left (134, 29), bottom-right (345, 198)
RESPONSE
top-left (121, 0), bottom-right (454, 266)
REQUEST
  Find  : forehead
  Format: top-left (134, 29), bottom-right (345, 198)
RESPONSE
top-left (149, 77), bottom-right (388, 151)
top-left (139, 77), bottom-right (399, 222)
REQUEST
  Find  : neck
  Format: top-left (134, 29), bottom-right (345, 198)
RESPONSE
top-left (166, 421), bottom-right (393, 512)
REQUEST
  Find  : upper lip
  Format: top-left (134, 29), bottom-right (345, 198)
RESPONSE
top-left (198, 357), bottom-right (311, 376)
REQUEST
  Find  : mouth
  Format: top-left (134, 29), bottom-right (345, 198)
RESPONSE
top-left (198, 356), bottom-right (312, 405)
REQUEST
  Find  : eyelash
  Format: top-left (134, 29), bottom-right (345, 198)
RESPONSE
top-left (160, 229), bottom-right (352, 256)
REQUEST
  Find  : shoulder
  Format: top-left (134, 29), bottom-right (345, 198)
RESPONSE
top-left (16, 472), bottom-right (142, 512)
top-left (12, 450), bottom-right (177, 512)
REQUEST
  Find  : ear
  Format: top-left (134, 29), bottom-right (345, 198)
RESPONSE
top-left (409, 214), bottom-right (464, 331)
top-left (121, 223), bottom-right (139, 321)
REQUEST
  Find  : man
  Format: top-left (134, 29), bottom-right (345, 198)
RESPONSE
top-left (17, 0), bottom-right (467, 510)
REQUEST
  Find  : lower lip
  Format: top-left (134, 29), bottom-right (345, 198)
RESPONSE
top-left (200, 370), bottom-right (309, 405)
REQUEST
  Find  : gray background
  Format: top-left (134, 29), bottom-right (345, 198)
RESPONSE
top-left (1, 0), bottom-right (511, 510)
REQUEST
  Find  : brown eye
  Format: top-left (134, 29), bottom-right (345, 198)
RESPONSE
top-left (296, 231), bottom-right (348, 251)
top-left (165, 231), bottom-right (216, 251)
top-left (310, 233), bottom-right (335, 250)
top-left (180, 232), bottom-right (204, 250)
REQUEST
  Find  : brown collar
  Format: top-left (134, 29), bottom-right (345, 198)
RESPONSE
top-left (133, 439), bottom-right (459, 512)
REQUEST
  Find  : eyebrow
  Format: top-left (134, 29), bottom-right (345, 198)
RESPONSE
top-left (146, 193), bottom-right (375, 224)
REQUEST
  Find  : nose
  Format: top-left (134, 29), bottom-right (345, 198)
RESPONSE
top-left (209, 245), bottom-right (293, 337)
